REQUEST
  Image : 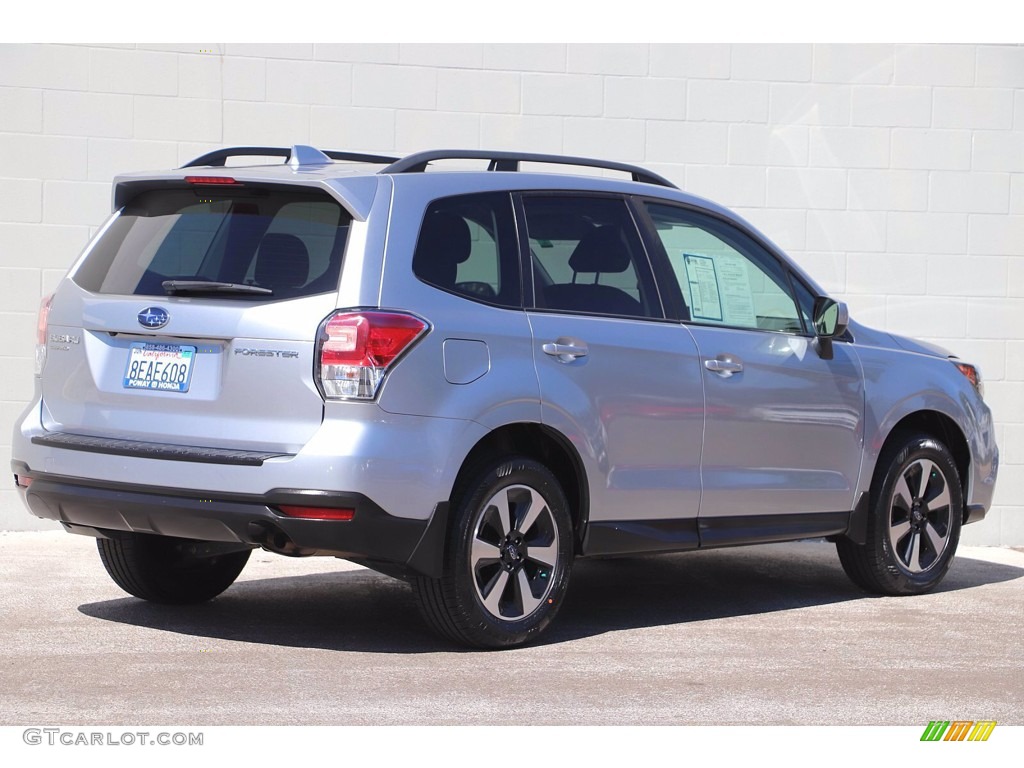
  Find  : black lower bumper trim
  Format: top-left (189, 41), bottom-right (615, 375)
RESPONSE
top-left (19, 470), bottom-right (432, 572)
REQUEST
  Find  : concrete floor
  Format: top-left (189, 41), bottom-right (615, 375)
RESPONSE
top-left (1, 531), bottom-right (1021, 726)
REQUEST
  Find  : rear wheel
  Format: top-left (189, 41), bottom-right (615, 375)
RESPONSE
top-left (837, 433), bottom-right (962, 595)
top-left (97, 533), bottom-right (251, 604)
top-left (413, 457), bottom-right (574, 649)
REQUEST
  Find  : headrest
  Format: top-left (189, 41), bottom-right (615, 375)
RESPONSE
top-left (418, 212), bottom-right (472, 264)
top-left (568, 225), bottom-right (631, 274)
top-left (255, 233), bottom-right (309, 290)
top-left (413, 212), bottom-right (472, 287)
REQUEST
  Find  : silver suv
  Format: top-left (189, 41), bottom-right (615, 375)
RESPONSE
top-left (12, 146), bottom-right (999, 648)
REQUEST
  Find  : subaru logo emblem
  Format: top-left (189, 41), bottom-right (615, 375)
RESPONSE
top-left (138, 306), bottom-right (169, 329)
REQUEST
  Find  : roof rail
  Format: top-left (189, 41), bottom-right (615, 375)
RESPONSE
top-left (380, 149), bottom-right (678, 189)
top-left (181, 145), bottom-right (400, 169)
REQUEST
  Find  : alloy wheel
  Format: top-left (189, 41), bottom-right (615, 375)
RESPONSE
top-left (888, 458), bottom-right (953, 574)
top-left (470, 483), bottom-right (560, 621)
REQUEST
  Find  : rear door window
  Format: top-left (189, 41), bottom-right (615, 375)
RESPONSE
top-left (521, 195), bottom-right (662, 320)
top-left (73, 186), bottom-right (350, 300)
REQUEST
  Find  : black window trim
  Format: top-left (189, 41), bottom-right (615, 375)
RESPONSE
top-left (786, 270), bottom-right (817, 336)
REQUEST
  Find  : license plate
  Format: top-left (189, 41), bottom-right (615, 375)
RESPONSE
top-left (122, 343), bottom-right (196, 393)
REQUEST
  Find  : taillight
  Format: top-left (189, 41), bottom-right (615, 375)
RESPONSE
top-left (34, 293), bottom-right (53, 376)
top-left (953, 361), bottom-right (984, 398)
top-left (315, 311), bottom-right (428, 400)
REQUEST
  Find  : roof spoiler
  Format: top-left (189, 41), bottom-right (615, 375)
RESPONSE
top-left (181, 145), bottom-right (400, 169)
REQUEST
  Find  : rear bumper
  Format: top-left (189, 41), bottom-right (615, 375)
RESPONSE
top-left (13, 464), bottom-right (447, 576)
top-left (12, 395), bottom-right (488, 528)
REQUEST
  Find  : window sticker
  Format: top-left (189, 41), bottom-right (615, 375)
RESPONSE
top-left (683, 254), bottom-right (722, 322)
top-left (683, 253), bottom-right (757, 328)
top-left (715, 254), bottom-right (757, 328)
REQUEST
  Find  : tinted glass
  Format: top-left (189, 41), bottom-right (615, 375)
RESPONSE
top-left (523, 196), bottom-right (660, 319)
top-left (413, 192), bottom-right (520, 308)
top-left (74, 186), bottom-right (350, 300)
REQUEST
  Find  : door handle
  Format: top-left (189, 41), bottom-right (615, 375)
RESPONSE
top-left (704, 356), bottom-right (744, 377)
top-left (542, 339), bottom-right (588, 363)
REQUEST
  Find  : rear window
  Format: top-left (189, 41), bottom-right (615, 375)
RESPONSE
top-left (73, 186), bottom-right (351, 300)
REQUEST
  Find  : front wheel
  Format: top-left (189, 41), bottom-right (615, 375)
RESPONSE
top-left (413, 457), bottom-right (574, 649)
top-left (837, 433), bottom-right (963, 595)
top-left (97, 533), bottom-right (251, 604)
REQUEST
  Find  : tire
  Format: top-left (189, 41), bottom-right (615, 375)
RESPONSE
top-left (413, 457), bottom-right (574, 649)
top-left (837, 432), bottom-right (963, 595)
top-left (97, 532), bottom-right (251, 604)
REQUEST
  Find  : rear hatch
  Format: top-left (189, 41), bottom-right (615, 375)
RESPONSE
top-left (40, 180), bottom-right (353, 454)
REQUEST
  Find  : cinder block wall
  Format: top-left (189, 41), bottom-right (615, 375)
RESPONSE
top-left (1, 43), bottom-right (1020, 544)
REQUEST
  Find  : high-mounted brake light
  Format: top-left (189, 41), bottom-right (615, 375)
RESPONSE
top-left (184, 176), bottom-right (239, 185)
top-left (953, 361), bottom-right (984, 398)
top-left (316, 311), bottom-right (428, 400)
top-left (34, 293), bottom-right (53, 376)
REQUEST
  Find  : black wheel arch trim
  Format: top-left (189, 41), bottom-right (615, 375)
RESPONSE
top-left (844, 491), bottom-right (871, 545)
top-left (405, 501), bottom-right (450, 579)
top-left (964, 504), bottom-right (987, 525)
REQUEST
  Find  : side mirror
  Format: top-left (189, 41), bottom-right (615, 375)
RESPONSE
top-left (812, 296), bottom-right (849, 339)
top-left (811, 297), bottom-right (849, 360)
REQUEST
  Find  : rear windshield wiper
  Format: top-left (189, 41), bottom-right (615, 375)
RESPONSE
top-left (162, 280), bottom-right (273, 296)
